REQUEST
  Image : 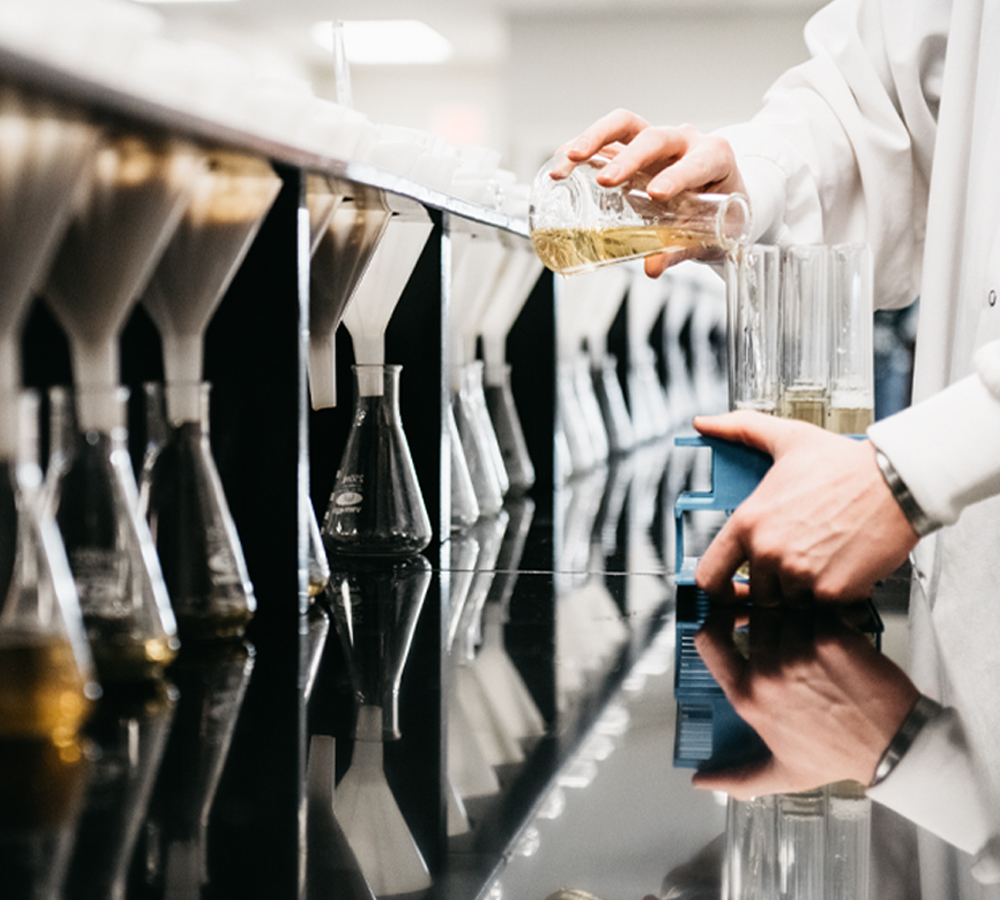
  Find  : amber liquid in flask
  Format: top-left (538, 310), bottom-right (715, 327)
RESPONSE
top-left (322, 365), bottom-right (431, 558)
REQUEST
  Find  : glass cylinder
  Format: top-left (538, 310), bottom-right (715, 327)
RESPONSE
top-left (45, 386), bottom-right (179, 683)
top-left (726, 244), bottom-right (781, 414)
top-left (778, 789), bottom-right (826, 900)
top-left (828, 244), bottom-right (875, 434)
top-left (529, 151), bottom-right (751, 275)
top-left (140, 382), bottom-right (256, 641)
top-left (322, 365), bottom-right (432, 558)
top-left (780, 246), bottom-right (830, 425)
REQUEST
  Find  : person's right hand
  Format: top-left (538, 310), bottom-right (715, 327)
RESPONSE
top-left (552, 109), bottom-right (747, 277)
top-left (691, 605), bottom-right (921, 798)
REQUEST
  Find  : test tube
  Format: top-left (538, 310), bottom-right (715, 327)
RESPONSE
top-left (725, 244), bottom-right (781, 414)
top-left (780, 245), bottom-right (830, 425)
top-left (825, 780), bottom-right (872, 900)
top-left (724, 794), bottom-right (778, 900)
top-left (828, 243), bottom-right (875, 434)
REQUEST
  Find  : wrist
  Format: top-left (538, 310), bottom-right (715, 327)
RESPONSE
top-left (873, 448), bottom-right (942, 538)
top-left (869, 694), bottom-right (943, 787)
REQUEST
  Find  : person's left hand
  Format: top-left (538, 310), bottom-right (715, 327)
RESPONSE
top-left (691, 606), bottom-right (920, 798)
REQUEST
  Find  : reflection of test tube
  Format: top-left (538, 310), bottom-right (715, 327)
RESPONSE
top-left (778, 789), bottom-right (826, 900)
top-left (828, 244), bottom-right (875, 434)
top-left (825, 780), bottom-right (871, 900)
top-left (725, 244), bottom-right (781, 414)
top-left (780, 246), bottom-right (829, 426)
top-left (724, 794), bottom-right (777, 900)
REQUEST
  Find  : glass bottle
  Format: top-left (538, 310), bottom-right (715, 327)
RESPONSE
top-left (323, 365), bottom-right (432, 558)
top-left (484, 363), bottom-right (535, 493)
top-left (529, 151), bottom-right (750, 275)
top-left (140, 381), bottom-right (256, 641)
top-left (45, 386), bottom-right (179, 683)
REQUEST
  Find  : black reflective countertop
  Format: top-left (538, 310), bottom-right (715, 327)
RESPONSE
top-left (0, 436), bottom-right (917, 900)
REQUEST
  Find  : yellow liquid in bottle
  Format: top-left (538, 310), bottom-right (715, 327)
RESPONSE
top-left (530, 225), bottom-right (717, 275)
top-left (781, 388), bottom-right (828, 427)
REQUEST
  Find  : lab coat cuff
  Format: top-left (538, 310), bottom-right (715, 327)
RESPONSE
top-left (867, 705), bottom-right (996, 858)
top-left (867, 374), bottom-right (1000, 527)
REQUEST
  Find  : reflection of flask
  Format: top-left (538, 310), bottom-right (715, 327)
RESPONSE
top-left (328, 555), bottom-right (431, 740)
top-left (453, 361), bottom-right (508, 515)
top-left (529, 152), bottom-right (750, 275)
top-left (138, 641), bottom-right (255, 899)
top-left (46, 387), bottom-right (179, 683)
top-left (323, 365), bottom-right (431, 558)
top-left (141, 382), bottom-right (256, 641)
top-left (65, 681), bottom-right (176, 900)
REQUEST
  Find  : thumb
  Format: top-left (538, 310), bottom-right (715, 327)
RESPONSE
top-left (693, 410), bottom-right (798, 457)
top-left (691, 756), bottom-right (783, 800)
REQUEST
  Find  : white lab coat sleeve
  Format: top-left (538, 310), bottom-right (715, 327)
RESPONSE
top-left (868, 705), bottom-right (1000, 867)
top-left (714, 0), bottom-right (947, 310)
top-left (867, 342), bottom-right (1000, 526)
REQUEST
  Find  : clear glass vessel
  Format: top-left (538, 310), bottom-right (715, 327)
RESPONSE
top-left (724, 794), bottom-right (777, 900)
top-left (828, 244), bottom-right (875, 434)
top-left (781, 246), bottom-right (830, 426)
top-left (825, 780), bottom-right (871, 900)
top-left (726, 243), bottom-right (781, 414)
top-left (140, 382), bottom-right (256, 641)
top-left (484, 363), bottom-right (535, 493)
top-left (323, 365), bottom-right (432, 558)
top-left (45, 386), bottom-right (179, 683)
top-left (529, 151), bottom-right (750, 275)
top-left (452, 362), bottom-right (506, 516)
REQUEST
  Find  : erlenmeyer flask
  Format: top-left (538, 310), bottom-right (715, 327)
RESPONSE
top-left (449, 405), bottom-right (480, 532)
top-left (45, 386), bottom-right (179, 683)
top-left (592, 355), bottom-right (634, 455)
top-left (141, 382), bottom-right (256, 641)
top-left (452, 362), bottom-right (506, 516)
top-left (0, 390), bottom-right (99, 748)
top-left (306, 499), bottom-right (331, 598)
top-left (484, 363), bottom-right (535, 493)
top-left (322, 365), bottom-right (432, 559)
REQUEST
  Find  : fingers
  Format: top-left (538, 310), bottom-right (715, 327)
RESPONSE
top-left (561, 108), bottom-right (651, 162)
top-left (692, 757), bottom-right (818, 800)
top-left (695, 514), bottom-right (750, 596)
top-left (694, 611), bottom-right (747, 700)
top-left (595, 125), bottom-right (690, 188)
top-left (693, 410), bottom-right (793, 456)
top-left (646, 131), bottom-right (739, 198)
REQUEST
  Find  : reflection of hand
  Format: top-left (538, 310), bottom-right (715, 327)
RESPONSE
top-left (691, 606), bottom-right (920, 798)
top-left (553, 109), bottom-right (747, 277)
top-left (693, 411), bottom-right (919, 605)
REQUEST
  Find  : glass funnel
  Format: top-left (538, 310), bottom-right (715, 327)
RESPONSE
top-left (140, 150), bottom-right (281, 389)
top-left (45, 386), bottom-right (179, 683)
top-left (323, 365), bottom-right (432, 558)
top-left (43, 131), bottom-right (204, 402)
top-left (309, 184), bottom-right (391, 410)
top-left (0, 87), bottom-right (99, 406)
top-left (140, 382), bottom-right (256, 641)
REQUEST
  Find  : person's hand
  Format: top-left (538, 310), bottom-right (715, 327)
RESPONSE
top-left (693, 411), bottom-right (919, 606)
top-left (552, 109), bottom-right (747, 277)
top-left (691, 606), bottom-right (920, 798)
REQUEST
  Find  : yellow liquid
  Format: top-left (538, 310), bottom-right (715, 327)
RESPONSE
top-left (530, 225), bottom-right (718, 275)
top-left (781, 389), bottom-right (828, 427)
top-left (0, 638), bottom-right (93, 741)
top-left (827, 406), bottom-right (874, 435)
top-left (85, 615), bottom-right (178, 683)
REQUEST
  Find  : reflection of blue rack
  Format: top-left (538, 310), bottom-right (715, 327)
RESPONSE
top-left (672, 435), bottom-right (882, 771)
top-left (673, 436), bottom-right (771, 770)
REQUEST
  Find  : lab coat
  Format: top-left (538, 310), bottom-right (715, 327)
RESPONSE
top-left (716, 0), bottom-right (1000, 889)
